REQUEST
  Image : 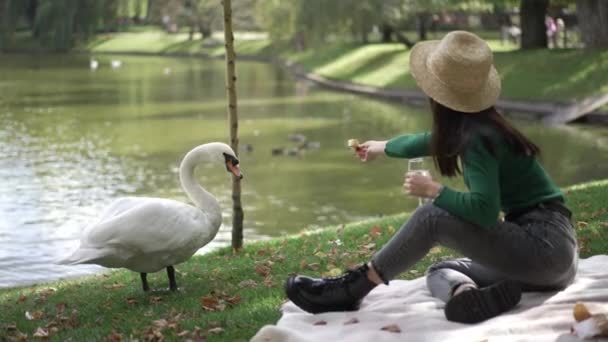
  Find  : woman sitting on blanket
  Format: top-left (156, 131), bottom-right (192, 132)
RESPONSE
top-left (284, 31), bottom-right (578, 324)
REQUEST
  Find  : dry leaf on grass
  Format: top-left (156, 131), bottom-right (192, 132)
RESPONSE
top-left (255, 265), bottom-right (271, 277)
top-left (238, 279), bottom-right (258, 288)
top-left (103, 283), bottom-right (125, 290)
top-left (25, 310), bottom-right (44, 321)
top-left (208, 327), bottom-right (225, 334)
top-left (33, 327), bottom-right (49, 338)
top-left (369, 225), bottom-right (382, 236)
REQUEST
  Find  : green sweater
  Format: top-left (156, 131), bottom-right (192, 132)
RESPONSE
top-left (385, 132), bottom-right (564, 229)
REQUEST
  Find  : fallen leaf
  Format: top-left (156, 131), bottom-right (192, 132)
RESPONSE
top-left (208, 327), bottom-right (225, 334)
top-left (149, 296), bottom-right (163, 304)
top-left (25, 310), bottom-right (44, 321)
top-left (313, 320), bottom-right (327, 325)
top-left (381, 324), bottom-right (401, 333)
top-left (369, 225), bottom-right (382, 236)
top-left (255, 265), bottom-right (271, 277)
top-left (299, 259), bottom-right (308, 268)
top-left (577, 221), bottom-right (588, 228)
top-left (125, 297), bottom-right (138, 306)
top-left (200, 296), bottom-right (226, 311)
top-left (17, 295), bottom-right (27, 303)
top-left (362, 243), bottom-right (376, 249)
top-left (263, 277), bottom-right (276, 288)
top-left (314, 251), bottom-right (327, 258)
top-left (256, 249), bottom-right (268, 256)
top-left (344, 318), bottom-right (359, 325)
top-left (55, 302), bottom-right (68, 314)
top-left (307, 263), bottom-right (320, 270)
top-left (103, 283), bottom-right (125, 290)
top-left (103, 330), bottom-right (123, 342)
top-left (323, 268), bottom-right (343, 277)
top-left (153, 319), bottom-right (168, 329)
top-left (225, 295), bottom-right (241, 305)
top-left (33, 327), bottom-right (49, 338)
top-left (177, 330), bottom-right (190, 337)
top-left (601, 222), bottom-right (608, 228)
top-left (238, 279), bottom-right (258, 288)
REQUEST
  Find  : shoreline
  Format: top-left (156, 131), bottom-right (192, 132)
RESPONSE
top-left (3, 48), bottom-right (607, 124)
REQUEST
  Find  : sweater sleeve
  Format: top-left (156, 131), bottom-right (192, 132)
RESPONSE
top-left (433, 141), bottom-right (501, 229)
top-left (384, 132), bottom-right (431, 158)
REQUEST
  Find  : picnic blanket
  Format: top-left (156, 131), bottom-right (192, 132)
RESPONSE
top-left (252, 255), bottom-right (608, 342)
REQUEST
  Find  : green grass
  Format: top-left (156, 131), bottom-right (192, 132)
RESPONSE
top-left (1, 180), bottom-right (607, 341)
top-left (287, 42), bottom-right (608, 102)
top-left (87, 30), bottom-right (608, 102)
top-left (6, 28), bottom-right (608, 103)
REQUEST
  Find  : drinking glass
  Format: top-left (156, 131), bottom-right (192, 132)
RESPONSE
top-left (407, 158), bottom-right (431, 207)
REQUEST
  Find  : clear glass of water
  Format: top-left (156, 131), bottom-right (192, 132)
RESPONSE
top-left (407, 158), bottom-right (431, 207)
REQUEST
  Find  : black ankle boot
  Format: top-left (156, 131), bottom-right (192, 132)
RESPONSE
top-left (284, 264), bottom-right (378, 314)
top-left (444, 280), bottom-right (522, 324)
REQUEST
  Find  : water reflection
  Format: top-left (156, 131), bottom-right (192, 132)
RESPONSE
top-left (1, 54), bottom-right (607, 288)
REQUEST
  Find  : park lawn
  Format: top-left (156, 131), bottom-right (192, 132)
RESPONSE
top-left (1, 179), bottom-right (607, 341)
top-left (7, 29), bottom-right (608, 103)
top-left (84, 30), bottom-right (608, 103)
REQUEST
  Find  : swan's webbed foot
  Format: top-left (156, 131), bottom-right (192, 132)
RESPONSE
top-left (140, 273), bottom-right (150, 292)
top-left (167, 266), bottom-right (178, 292)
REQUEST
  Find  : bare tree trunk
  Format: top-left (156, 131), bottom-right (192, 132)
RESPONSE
top-left (520, 0), bottom-right (548, 49)
top-left (146, 0), bottom-right (154, 21)
top-left (381, 23), bottom-right (415, 49)
top-left (381, 23), bottom-right (392, 42)
top-left (221, 0), bottom-right (244, 251)
top-left (417, 12), bottom-right (428, 41)
top-left (576, 0), bottom-right (608, 49)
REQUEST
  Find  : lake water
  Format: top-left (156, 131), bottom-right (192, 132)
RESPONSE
top-left (1, 54), bottom-right (607, 288)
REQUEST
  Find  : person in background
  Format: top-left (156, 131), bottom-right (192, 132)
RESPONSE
top-left (284, 31), bottom-right (578, 324)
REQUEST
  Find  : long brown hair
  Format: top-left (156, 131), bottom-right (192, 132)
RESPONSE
top-left (429, 98), bottom-right (540, 177)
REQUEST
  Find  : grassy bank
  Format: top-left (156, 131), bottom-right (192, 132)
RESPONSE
top-left (75, 30), bottom-right (608, 104)
top-left (6, 29), bottom-right (608, 104)
top-left (1, 180), bottom-right (607, 341)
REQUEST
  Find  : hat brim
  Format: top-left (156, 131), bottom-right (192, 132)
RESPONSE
top-left (409, 40), bottom-right (501, 113)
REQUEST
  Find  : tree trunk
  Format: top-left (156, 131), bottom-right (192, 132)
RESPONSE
top-left (520, 0), bottom-right (548, 49)
top-left (576, 0), bottom-right (608, 49)
top-left (146, 0), bottom-right (154, 21)
top-left (381, 23), bottom-right (415, 49)
top-left (417, 13), bottom-right (428, 41)
top-left (221, 0), bottom-right (244, 251)
top-left (0, 0), bottom-right (15, 51)
top-left (381, 23), bottom-right (392, 42)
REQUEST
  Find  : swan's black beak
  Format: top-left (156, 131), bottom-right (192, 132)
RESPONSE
top-left (223, 153), bottom-right (243, 179)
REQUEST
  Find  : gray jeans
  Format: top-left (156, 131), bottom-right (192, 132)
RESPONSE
top-left (371, 203), bottom-right (578, 303)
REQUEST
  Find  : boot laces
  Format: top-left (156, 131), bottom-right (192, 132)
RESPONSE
top-left (321, 266), bottom-right (365, 296)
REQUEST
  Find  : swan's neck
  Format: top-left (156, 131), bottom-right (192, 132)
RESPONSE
top-left (179, 148), bottom-right (222, 227)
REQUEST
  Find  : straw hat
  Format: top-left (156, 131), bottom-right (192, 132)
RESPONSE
top-left (409, 31), bottom-right (501, 113)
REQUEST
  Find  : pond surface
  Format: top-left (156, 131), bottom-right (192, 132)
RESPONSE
top-left (1, 54), bottom-right (607, 288)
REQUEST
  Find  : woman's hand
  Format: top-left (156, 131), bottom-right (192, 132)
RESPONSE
top-left (404, 172), bottom-right (443, 198)
top-left (355, 140), bottom-right (387, 162)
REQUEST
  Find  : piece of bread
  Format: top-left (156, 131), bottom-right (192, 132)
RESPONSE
top-left (347, 139), bottom-right (360, 150)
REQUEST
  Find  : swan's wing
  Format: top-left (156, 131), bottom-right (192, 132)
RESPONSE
top-left (81, 198), bottom-right (213, 255)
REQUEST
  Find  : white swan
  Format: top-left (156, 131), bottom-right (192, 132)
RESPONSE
top-left (58, 142), bottom-right (242, 291)
top-left (90, 59), bottom-right (99, 70)
top-left (110, 60), bottom-right (122, 69)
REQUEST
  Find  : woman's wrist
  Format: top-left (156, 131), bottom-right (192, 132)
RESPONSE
top-left (429, 182), bottom-right (444, 199)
